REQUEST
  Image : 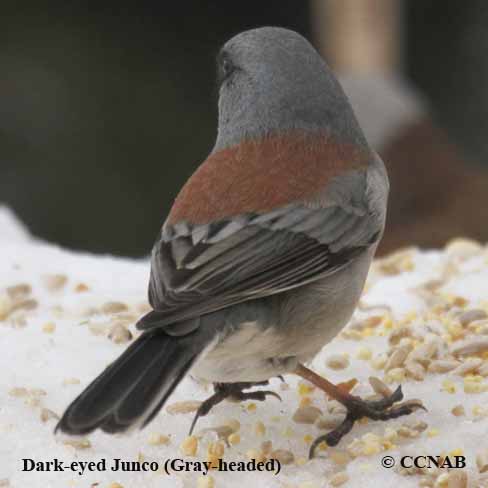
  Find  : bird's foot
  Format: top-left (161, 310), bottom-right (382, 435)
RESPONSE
top-left (189, 380), bottom-right (281, 435)
top-left (309, 386), bottom-right (426, 458)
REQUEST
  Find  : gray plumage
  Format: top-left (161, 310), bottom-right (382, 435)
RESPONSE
top-left (56, 27), bottom-right (388, 436)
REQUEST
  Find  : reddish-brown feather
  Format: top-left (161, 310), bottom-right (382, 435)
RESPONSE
top-left (168, 130), bottom-right (369, 225)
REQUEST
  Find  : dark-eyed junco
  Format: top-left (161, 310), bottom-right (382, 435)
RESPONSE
top-left (57, 27), bottom-right (423, 457)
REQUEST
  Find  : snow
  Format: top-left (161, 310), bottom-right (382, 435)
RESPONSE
top-left (1, 212), bottom-right (488, 487)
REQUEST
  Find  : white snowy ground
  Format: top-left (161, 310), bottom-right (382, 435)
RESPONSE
top-left (2, 206), bottom-right (488, 488)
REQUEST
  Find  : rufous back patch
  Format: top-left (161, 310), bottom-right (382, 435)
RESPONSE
top-left (168, 130), bottom-right (369, 225)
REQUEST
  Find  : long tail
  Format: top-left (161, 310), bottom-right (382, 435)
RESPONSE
top-left (56, 326), bottom-right (209, 435)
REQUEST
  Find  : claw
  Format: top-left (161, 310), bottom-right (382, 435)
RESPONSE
top-left (308, 385), bottom-right (426, 458)
top-left (188, 381), bottom-right (280, 435)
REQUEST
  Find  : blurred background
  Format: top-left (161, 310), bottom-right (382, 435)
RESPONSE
top-left (1, 1), bottom-right (488, 256)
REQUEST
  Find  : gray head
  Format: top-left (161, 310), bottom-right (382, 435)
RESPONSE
top-left (213, 27), bottom-right (368, 151)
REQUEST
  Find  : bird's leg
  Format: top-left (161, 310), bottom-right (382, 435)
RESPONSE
top-left (189, 380), bottom-right (281, 435)
top-left (294, 364), bottom-right (426, 458)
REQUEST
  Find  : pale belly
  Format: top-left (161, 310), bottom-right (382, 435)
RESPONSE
top-left (192, 248), bottom-right (374, 383)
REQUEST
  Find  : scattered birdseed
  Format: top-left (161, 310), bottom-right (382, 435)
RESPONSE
top-left (329, 450), bottom-right (351, 465)
top-left (0, 295), bottom-right (13, 320)
top-left (451, 338), bottom-right (488, 357)
top-left (88, 323), bottom-right (109, 336)
top-left (445, 238), bottom-right (482, 261)
top-left (63, 377), bottom-right (80, 386)
top-left (148, 433), bottom-right (170, 446)
top-left (224, 418), bottom-right (240, 432)
top-left (207, 440), bottom-right (225, 460)
top-left (451, 404), bottom-right (465, 416)
top-left (453, 358), bottom-right (483, 376)
top-left (107, 483), bottom-right (124, 488)
top-left (180, 436), bottom-right (198, 456)
top-left (428, 359), bottom-right (460, 373)
top-left (270, 449), bottom-right (294, 465)
top-left (74, 283), bottom-right (90, 293)
top-left (25, 397), bottom-right (40, 407)
top-left (40, 408), bottom-right (59, 423)
top-left (315, 412), bottom-right (345, 430)
top-left (292, 406), bottom-right (322, 424)
top-left (261, 440), bottom-right (273, 455)
top-left (459, 309), bottom-right (488, 326)
top-left (325, 354), bottom-right (349, 370)
top-left (6, 283), bottom-right (31, 299)
top-left (426, 428), bottom-right (439, 438)
top-left (299, 396), bottom-right (312, 407)
top-left (108, 323), bottom-right (133, 344)
top-left (405, 360), bottom-right (426, 380)
top-left (356, 346), bottom-right (372, 360)
top-left (330, 471), bottom-right (349, 487)
top-left (297, 381), bottom-right (315, 396)
top-left (246, 449), bottom-right (266, 462)
top-left (12, 298), bottom-right (38, 312)
top-left (447, 470), bottom-right (468, 488)
top-left (442, 379), bottom-right (457, 394)
top-left (368, 376), bottom-right (393, 398)
top-left (385, 345), bottom-right (410, 371)
top-left (479, 363), bottom-right (488, 377)
top-left (376, 248), bottom-right (416, 275)
top-left (404, 419), bottom-right (428, 432)
top-left (197, 426), bottom-right (234, 442)
top-left (9, 387), bottom-right (28, 397)
top-left (464, 376), bottom-right (488, 394)
top-left (254, 421), bottom-right (266, 436)
top-left (228, 432), bottom-right (240, 445)
top-left (42, 274), bottom-right (68, 291)
top-left (246, 403), bottom-right (257, 412)
top-left (370, 354), bottom-right (388, 370)
top-left (384, 367), bottom-right (405, 384)
top-left (388, 325), bottom-right (412, 346)
top-left (42, 321), bottom-right (56, 333)
top-left (166, 401), bottom-right (202, 415)
top-left (397, 426), bottom-right (418, 438)
top-left (477, 449), bottom-right (488, 473)
top-left (63, 438), bottom-right (91, 450)
top-left (295, 457), bottom-right (307, 466)
top-left (101, 301), bottom-right (129, 314)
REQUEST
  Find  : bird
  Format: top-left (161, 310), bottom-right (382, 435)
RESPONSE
top-left (56, 27), bottom-right (424, 458)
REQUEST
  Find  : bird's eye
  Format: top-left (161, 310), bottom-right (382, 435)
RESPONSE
top-left (217, 53), bottom-right (237, 86)
top-left (222, 58), bottom-right (233, 78)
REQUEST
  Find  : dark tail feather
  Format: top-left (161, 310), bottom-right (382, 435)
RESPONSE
top-left (55, 329), bottom-right (207, 435)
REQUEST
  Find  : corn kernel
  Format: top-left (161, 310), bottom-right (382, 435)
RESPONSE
top-left (356, 347), bottom-right (372, 360)
top-left (207, 441), bottom-right (225, 458)
top-left (295, 457), bottom-right (307, 466)
top-left (427, 429), bottom-right (439, 438)
top-left (298, 382), bottom-right (314, 396)
top-left (254, 421), bottom-right (266, 436)
top-left (42, 321), bottom-right (56, 333)
top-left (448, 448), bottom-right (464, 457)
top-left (384, 367), bottom-right (405, 384)
top-left (148, 433), bottom-right (170, 446)
top-left (371, 355), bottom-right (387, 370)
top-left (441, 379), bottom-right (456, 394)
top-left (228, 433), bottom-right (240, 445)
top-left (299, 396), bottom-right (312, 407)
top-left (303, 434), bottom-right (313, 444)
top-left (246, 449), bottom-right (266, 462)
top-left (180, 436), bottom-right (198, 456)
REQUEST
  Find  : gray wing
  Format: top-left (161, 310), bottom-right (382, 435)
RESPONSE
top-left (139, 162), bottom-right (387, 331)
